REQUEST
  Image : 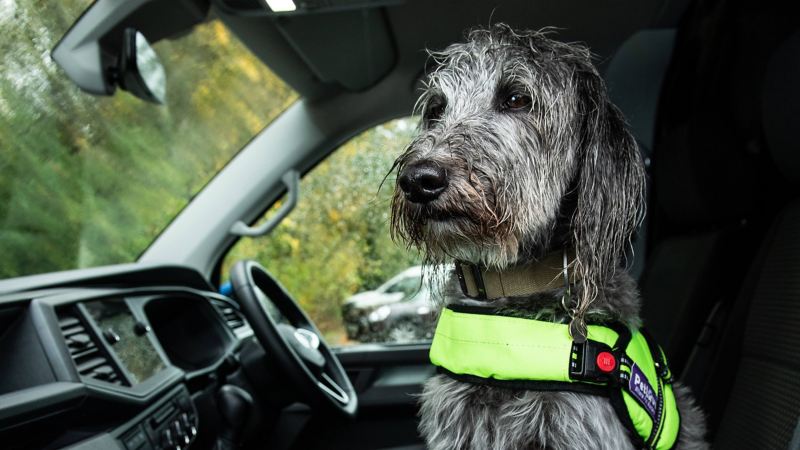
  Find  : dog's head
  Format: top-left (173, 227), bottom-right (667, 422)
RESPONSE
top-left (391, 24), bottom-right (645, 299)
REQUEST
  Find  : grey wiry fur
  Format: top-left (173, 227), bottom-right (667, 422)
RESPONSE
top-left (389, 25), bottom-right (708, 449)
top-left (418, 371), bottom-right (707, 450)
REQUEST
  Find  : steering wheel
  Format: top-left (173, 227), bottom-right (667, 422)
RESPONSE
top-left (229, 260), bottom-right (358, 417)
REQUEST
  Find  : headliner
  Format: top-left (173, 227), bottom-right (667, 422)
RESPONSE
top-left (216, 0), bottom-right (691, 101)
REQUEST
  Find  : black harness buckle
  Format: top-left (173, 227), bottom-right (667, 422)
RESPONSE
top-left (569, 340), bottom-right (618, 383)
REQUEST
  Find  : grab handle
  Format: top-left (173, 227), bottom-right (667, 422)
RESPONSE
top-left (230, 170), bottom-right (299, 237)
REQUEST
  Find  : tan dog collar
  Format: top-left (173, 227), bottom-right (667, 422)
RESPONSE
top-left (455, 250), bottom-right (578, 300)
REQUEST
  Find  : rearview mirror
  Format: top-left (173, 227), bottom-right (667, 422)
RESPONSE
top-left (117, 29), bottom-right (166, 104)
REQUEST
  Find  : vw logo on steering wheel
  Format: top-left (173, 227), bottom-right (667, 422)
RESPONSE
top-left (294, 328), bottom-right (320, 350)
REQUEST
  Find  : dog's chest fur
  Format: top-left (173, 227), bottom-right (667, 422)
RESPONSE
top-left (419, 373), bottom-right (633, 450)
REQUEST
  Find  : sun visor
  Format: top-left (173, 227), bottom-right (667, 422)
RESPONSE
top-left (274, 9), bottom-right (396, 92)
top-left (217, 0), bottom-right (397, 94)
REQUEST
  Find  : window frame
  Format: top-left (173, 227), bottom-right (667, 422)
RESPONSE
top-left (213, 116), bottom-right (436, 349)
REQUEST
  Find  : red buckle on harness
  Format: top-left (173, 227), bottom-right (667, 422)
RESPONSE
top-left (596, 351), bottom-right (617, 373)
top-left (569, 340), bottom-right (617, 382)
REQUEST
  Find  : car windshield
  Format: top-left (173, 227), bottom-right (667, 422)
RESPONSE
top-left (0, 1), bottom-right (297, 278)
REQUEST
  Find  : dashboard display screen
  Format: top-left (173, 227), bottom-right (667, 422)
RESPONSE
top-left (85, 299), bottom-right (165, 384)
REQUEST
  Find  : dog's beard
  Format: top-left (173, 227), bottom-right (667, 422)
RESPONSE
top-left (390, 177), bottom-right (523, 267)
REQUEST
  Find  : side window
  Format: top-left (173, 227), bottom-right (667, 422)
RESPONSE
top-left (223, 118), bottom-right (439, 346)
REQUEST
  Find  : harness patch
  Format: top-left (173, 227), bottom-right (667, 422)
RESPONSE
top-left (629, 363), bottom-right (657, 418)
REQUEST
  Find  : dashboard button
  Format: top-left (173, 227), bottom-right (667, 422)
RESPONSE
top-left (162, 428), bottom-right (176, 449)
top-left (172, 421), bottom-right (190, 447)
top-left (103, 328), bottom-right (121, 345)
top-left (134, 321), bottom-right (151, 336)
top-left (180, 413), bottom-right (197, 437)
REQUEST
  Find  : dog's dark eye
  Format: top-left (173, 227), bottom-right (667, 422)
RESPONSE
top-left (424, 99), bottom-right (446, 124)
top-left (503, 93), bottom-right (532, 111)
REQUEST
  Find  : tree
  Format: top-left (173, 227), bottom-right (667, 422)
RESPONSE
top-left (0, 1), bottom-right (296, 277)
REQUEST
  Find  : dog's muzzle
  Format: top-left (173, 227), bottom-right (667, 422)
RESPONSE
top-left (398, 160), bottom-right (448, 203)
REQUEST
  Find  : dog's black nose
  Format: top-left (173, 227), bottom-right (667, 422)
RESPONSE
top-left (399, 161), bottom-right (448, 203)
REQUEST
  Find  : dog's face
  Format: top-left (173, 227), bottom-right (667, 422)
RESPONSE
top-left (391, 25), bottom-right (644, 292)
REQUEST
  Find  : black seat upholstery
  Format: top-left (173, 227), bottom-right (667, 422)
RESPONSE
top-left (604, 25), bottom-right (758, 378)
top-left (709, 30), bottom-right (800, 450)
top-left (636, 5), bottom-right (766, 376)
top-left (632, 3), bottom-right (800, 446)
top-left (713, 201), bottom-right (800, 448)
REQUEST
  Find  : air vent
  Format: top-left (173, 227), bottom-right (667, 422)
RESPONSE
top-left (211, 299), bottom-right (247, 331)
top-left (58, 309), bottom-right (128, 386)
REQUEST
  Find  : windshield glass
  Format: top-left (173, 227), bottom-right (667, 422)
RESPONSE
top-left (0, 1), bottom-right (297, 278)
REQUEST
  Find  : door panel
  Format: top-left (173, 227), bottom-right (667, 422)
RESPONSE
top-left (338, 344), bottom-right (434, 408)
top-left (290, 344), bottom-right (432, 450)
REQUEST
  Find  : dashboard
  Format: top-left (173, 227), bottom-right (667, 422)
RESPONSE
top-left (0, 264), bottom-right (254, 450)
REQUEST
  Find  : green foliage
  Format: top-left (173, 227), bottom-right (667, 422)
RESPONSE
top-left (0, 1), bottom-right (297, 277)
top-left (223, 118), bottom-right (422, 344)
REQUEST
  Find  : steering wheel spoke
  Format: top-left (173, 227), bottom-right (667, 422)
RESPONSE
top-left (317, 371), bottom-right (350, 405)
top-left (230, 260), bottom-right (358, 417)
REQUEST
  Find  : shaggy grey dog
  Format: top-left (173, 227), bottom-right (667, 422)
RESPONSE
top-left (390, 25), bottom-right (708, 450)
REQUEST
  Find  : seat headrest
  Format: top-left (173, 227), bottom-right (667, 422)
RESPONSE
top-left (654, 123), bottom-right (755, 227)
top-left (762, 31), bottom-right (800, 186)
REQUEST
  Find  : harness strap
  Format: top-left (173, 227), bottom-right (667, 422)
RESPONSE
top-left (430, 306), bottom-right (680, 450)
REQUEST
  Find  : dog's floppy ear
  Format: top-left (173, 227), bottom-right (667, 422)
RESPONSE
top-left (570, 70), bottom-right (645, 315)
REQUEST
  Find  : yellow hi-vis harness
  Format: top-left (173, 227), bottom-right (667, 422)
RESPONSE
top-left (430, 305), bottom-right (681, 450)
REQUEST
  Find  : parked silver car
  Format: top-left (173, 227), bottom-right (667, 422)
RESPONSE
top-left (341, 266), bottom-right (439, 343)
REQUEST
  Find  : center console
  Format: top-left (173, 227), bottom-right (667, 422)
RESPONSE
top-left (116, 385), bottom-right (198, 450)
